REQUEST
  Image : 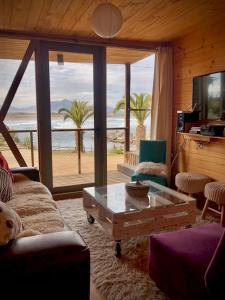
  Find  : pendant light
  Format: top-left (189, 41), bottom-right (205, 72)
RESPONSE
top-left (91, 3), bottom-right (123, 38)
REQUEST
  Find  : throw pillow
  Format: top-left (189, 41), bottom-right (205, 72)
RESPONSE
top-left (0, 201), bottom-right (23, 246)
top-left (135, 161), bottom-right (168, 177)
top-left (0, 167), bottom-right (13, 203)
top-left (0, 152), bottom-right (14, 182)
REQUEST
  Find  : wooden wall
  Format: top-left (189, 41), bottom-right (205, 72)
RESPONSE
top-left (172, 20), bottom-right (225, 181)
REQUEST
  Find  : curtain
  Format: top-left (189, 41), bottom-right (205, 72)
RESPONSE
top-left (150, 47), bottom-right (173, 174)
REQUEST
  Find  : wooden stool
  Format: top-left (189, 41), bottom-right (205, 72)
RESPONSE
top-left (175, 172), bottom-right (211, 197)
top-left (202, 182), bottom-right (225, 227)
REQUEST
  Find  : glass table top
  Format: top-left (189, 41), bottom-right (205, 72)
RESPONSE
top-left (84, 181), bottom-right (195, 214)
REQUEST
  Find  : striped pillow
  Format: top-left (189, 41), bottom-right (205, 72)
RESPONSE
top-left (0, 152), bottom-right (14, 182)
top-left (0, 167), bottom-right (13, 203)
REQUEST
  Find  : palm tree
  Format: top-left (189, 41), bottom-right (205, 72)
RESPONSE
top-left (113, 93), bottom-right (152, 150)
top-left (58, 99), bottom-right (93, 152)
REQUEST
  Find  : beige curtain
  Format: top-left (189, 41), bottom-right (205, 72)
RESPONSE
top-left (150, 47), bottom-right (173, 170)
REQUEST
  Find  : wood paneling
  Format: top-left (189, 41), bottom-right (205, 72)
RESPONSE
top-left (173, 19), bottom-right (225, 181)
top-left (0, 1), bottom-right (225, 43)
top-left (0, 37), bottom-right (153, 64)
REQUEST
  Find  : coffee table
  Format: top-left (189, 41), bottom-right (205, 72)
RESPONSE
top-left (83, 181), bottom-right (196, 257)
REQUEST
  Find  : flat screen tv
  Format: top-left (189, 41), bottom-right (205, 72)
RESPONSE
top-left (192, 71), bottom-right (225, 120)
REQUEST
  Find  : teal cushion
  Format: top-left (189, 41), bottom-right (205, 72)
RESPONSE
top-left (139, 140), bottom-right (166, 163)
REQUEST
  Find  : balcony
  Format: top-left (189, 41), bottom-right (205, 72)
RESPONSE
top-left (1, 128), bottom-right (131, 188)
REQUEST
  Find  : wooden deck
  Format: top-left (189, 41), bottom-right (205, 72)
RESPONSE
top-left (53, 170), bottom-right (130, 187)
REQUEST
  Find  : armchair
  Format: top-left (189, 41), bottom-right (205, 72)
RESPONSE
top-left (131, 140), bottom-right (167, 186)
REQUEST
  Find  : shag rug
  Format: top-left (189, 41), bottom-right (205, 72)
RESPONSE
top-left (57, 198), bottom-right (215, 300)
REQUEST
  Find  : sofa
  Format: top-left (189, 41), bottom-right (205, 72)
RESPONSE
top-left (148, 223), bottom-right (225, 300)
top-left (0, 167), bottom-right (90, 298)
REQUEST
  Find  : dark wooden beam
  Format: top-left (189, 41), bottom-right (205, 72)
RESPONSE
top-left (0, 122), bottom-right (27, 166)
top-left (44, 41), bottom-right (94, 54)
top-left (125, 64), bottom-right (131, 152)
top-left (0, 30), bottom-right (171, 51)
top-left (93, 46), bottom-right (107, 186)
top-left (35, 41), bottom-right (53, 190)
top-left (0, 41), bottom-right (34, 122)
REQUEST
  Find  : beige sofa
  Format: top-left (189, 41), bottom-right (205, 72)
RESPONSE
top-left (0, 167), bottom-right (90, 299)
top-left (7, 172), bottom-right (65, 234)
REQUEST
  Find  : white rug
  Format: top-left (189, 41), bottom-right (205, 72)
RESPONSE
top-left (57, 198), bottom-right (214, 300)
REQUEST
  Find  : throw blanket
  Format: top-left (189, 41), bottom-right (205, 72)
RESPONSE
top-left (135, 162), bottom-right (168, 178)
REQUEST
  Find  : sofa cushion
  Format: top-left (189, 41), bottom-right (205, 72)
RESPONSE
top-left (0, 201), bottom-right (23, 245)
top-left (13, 178), bottom-right (52, 196)
top-left (0, 167), bottom-right (13, 203)
top-left (6, 176), bottom-right (65, 234)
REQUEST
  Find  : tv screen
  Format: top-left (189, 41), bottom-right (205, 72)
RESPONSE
top-left (192, 71), bottom-right (225, 120)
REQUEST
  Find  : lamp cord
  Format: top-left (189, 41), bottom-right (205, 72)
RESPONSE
top-left (170, 135), bottom-right (187, 171)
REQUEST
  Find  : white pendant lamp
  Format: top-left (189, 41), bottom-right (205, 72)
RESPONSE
top-left (91, 3), bottom-right (123, 38)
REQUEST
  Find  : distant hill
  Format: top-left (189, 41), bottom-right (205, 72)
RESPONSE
top-left (8, 99), bottom-right (72, 113)
top-left (6, 99), bottom-right (114, 114)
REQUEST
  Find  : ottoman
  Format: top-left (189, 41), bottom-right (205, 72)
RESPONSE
top-left (148, 223), bottom-right (224, 300)
top-left (175, 172), bottom-right (211, 196)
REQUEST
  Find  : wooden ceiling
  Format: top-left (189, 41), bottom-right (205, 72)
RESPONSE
top-left (0, 0), bottom-right (225, 63)
top-left (0, 37), bottom-right (152, 64)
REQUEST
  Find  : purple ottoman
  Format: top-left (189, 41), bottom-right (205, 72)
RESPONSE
top-left (148, 223), bottom-right (224, 300)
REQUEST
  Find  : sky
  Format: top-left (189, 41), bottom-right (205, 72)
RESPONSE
top-left (0, 53), bottom-right (155, 108)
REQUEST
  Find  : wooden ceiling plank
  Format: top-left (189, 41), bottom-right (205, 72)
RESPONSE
top-left (57, 0), bottom-right (93, 34)
top-left (0, 38), bottom-right (29, 60)
top-left (10, 0), bottom-right (32, 30)
top-left (25, 0), bottom-right (45, 30)
top-left (116, 0), bottom-right (171, 38)
top-left (0, 0), bottom-right (13, 29)
top-left (39, 0), bottom-right (72, 32)
top-left (122, 0), bottom-right (205, 40)
top-left (70, 1), bottom-right (102, 37)
top-left (35, 0), bottom-right (54, 31)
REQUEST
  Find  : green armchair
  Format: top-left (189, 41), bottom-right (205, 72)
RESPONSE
top-left (131, 140), bottom-right (167, 186)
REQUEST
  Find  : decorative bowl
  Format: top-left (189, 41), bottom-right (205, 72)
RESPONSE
top-left (125, 179), bottom-right (150, 198)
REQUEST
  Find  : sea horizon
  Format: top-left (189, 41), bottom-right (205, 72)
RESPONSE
top-left (4, 114), bottom-right (151, 151)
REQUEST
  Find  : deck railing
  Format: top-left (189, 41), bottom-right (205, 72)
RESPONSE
top-left (6, 127), bottom-right (127, 174)
top-left (124, 151), bottom-right (139, 165)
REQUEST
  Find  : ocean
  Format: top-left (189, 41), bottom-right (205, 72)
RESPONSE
top-left (5, 116), bottom-right (151, 151)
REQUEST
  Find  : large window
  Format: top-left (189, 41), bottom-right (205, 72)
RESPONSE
top-left (48, 51), bottom-right (94, 188)
top-left (130, 54), bottom-right (155, 152)
top-left (0, 39), bottom-right (38, 168)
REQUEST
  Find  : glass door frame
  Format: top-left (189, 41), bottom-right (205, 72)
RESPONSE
top-left (35, 40), bottom-right (107, 194)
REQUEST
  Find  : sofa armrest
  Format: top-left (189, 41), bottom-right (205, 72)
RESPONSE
top-left (0, 231), bottom-right (90, 297)
top-left (11, 167), bottom-right (40, 182)
top-left (0, 230), bottom-right (89, 272)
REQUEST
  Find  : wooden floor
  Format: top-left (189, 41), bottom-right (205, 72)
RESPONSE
top-left (54, 170), bottom-right (130, 187)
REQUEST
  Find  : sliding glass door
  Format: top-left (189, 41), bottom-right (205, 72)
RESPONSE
top-left (48, 50), bottom-right (95, 189)
top-left (35, 41), bottom-right (106, 193)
